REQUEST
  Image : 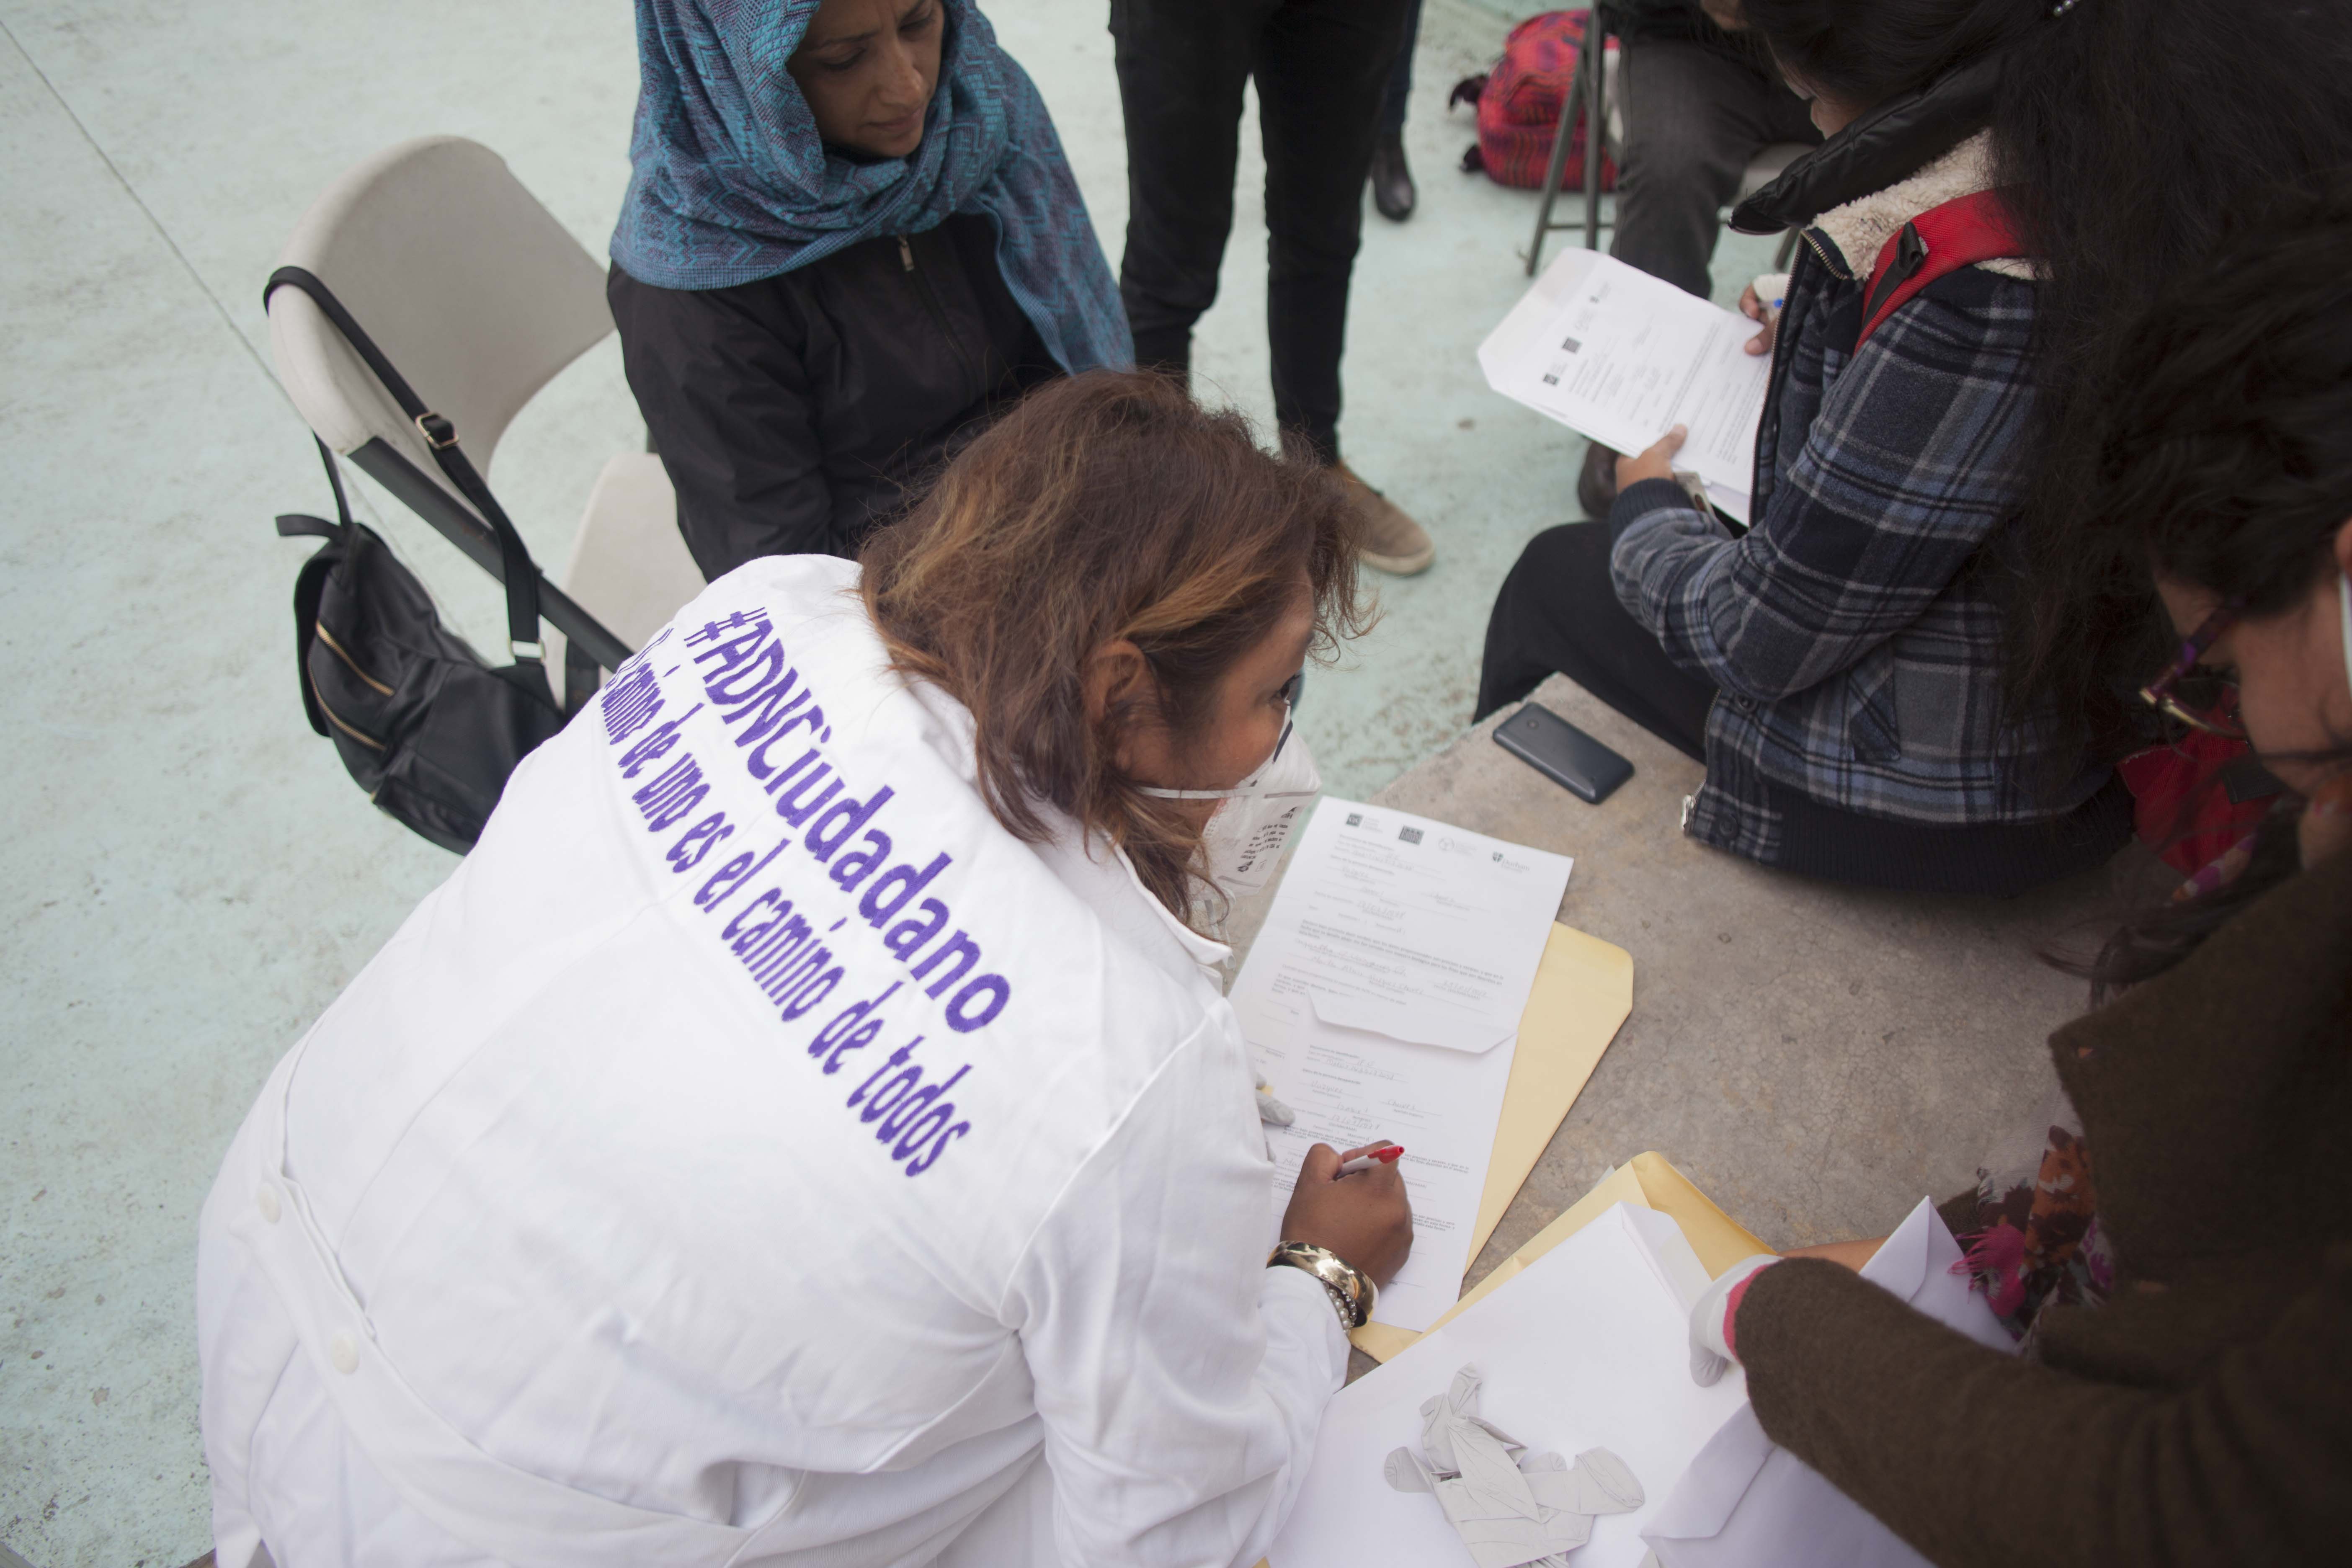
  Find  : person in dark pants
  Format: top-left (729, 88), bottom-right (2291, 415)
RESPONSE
top-left (1479, 521), bottom-right (1713, 760)
top-left (607, 0), bottom-right (1129, 578)
top-left (1111, 0), bottom-right (1435, 575)
top-left (1478, 0), bottom-right (2150, 899)
top-left (1368, 0), bottom-right (1424, 222)
top-left (1578, 0), bottom-right (1818, 516)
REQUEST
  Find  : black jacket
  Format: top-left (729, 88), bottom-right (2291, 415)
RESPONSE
top-left (609, 212), bottom-right (1057, 578)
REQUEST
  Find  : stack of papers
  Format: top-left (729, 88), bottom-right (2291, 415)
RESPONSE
top-left (1269, 1204), bottom-right (1748, 1568)
top-left (1233, 799), bottom-right (1574, 1334)
top-left (1478, 248), bottom-right (1769, 522)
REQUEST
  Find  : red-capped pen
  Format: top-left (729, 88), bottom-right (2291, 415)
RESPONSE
top-left (1337, 1145), bottom-right (1404, 1175)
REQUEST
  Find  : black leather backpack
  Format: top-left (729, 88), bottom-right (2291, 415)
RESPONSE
top-left (267, 267), bottom-right (594, 854)
top-left (276, 446), bottom-right (570, 855)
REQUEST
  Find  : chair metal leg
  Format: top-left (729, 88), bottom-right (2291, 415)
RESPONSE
top-left (1582, 26), bottom-right (1606, 254)
top-left (1526, 13), bottom-right (1614, 277)
top-left (1774, 227), bottom-right (1800, 271)
top-left (1527, 94), bottom-right (1578, 276)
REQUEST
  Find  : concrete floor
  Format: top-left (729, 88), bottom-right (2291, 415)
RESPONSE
top-left (0, 1), bottom-right (1780, 1561)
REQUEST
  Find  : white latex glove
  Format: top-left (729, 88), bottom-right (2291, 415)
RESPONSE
top-left (1688, 1253), bottom-right (1779, 1386)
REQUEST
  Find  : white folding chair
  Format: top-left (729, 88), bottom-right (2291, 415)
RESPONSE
top-left (267, 135), bottom-right (705, 706)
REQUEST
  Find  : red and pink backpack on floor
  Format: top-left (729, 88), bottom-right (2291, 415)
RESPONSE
top-left (1451, 9), bottom-right (1618, 192)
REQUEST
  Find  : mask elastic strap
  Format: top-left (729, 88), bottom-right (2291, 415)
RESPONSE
top-left (2339, 572), bottom-right (2352, 705)
top-left (1134, 715), bottom-right (1295, 801)
top-left (1139, 786), bottom-right (1319, 802)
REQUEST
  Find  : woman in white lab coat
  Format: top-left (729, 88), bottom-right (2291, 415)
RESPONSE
top-left (195, 371), bottom-right (1411, 1568)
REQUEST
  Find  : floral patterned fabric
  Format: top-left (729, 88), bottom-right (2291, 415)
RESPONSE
top-left (1954, 1119), bottom-right (2113, 1349)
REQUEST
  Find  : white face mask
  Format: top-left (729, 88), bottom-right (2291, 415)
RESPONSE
top-left (1139, 711), bottom-right (1321, 901)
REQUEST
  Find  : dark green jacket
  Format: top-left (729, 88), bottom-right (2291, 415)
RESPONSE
top-left (1738, 847), bottom-right (2352, 1564)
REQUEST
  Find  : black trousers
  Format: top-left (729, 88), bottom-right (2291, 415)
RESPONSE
top-left (1111, 0), bottom-right (1411, 464)
top-left (1477, 521), bottom-right (1715, 761)
top-left (1611, 39), bottom-right (1821, 300)
top-left (1477, 523), bottom-right (2139, 895)
top-left (1380, 0), bottom-right (1424, 137)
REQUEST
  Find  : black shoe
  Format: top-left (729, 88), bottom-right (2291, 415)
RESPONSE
top-left (1370, 132), bottom-right (1416, 222)
top-left (1577, 441), bottom-right (1621, 519)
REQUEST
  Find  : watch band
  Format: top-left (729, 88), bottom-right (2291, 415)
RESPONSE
top-left (1267, 1241), bottom-right (1376, 1330)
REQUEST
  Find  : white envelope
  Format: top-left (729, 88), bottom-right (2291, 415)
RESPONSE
top-left (1641, 1198), bottom-right (2015, 1568)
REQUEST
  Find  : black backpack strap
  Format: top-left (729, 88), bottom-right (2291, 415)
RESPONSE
top-left (263, 266), bottom-right (546, 665)
top-left (276, 433), bottom-right (356, 539)
top-left (276, 513), bottom-right (342, 542)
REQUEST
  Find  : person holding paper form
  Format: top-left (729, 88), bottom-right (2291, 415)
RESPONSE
top-left (1570, 0), bottom-right (1821, 520)
top-left (1479, 0), bottom-right (2137, 896)
top-left (194, 373), bottom-right (1412, 1568)
top-left (1679, 200), bottom-right (2352, 1564)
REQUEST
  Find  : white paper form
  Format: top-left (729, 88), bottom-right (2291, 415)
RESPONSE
top-left (1235, 799), bottom-right (1572, 1333)
top-left (1479, 247), bottom-right (1769, 521)
top-left (1269, 1205), bottom-right (1750, 1568)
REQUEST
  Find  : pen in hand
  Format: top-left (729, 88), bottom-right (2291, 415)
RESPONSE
top-left (1337, 1144), bottom-right (1404, 1176)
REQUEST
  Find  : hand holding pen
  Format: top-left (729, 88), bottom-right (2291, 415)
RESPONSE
top-left (1280, 1140), bottom-right (1414, 1287)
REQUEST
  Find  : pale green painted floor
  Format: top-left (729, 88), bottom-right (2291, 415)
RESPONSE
top-left (0, 1), bottom-right (1778, 1560)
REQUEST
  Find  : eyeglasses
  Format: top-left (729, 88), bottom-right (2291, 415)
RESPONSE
top-left (2139, 601), bottom-right (2246, 739)
top-left (1266, 671), bottom-right (1304, 766)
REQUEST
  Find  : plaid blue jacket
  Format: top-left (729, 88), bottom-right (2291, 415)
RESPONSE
top-left (1609, 230), bottom-right (2107, 865)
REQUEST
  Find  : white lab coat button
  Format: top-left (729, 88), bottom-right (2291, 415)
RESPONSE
top-left (330, 1332), bottom-right (360, 1375)
top-left (255, 1185), bottom-right (281, 1225)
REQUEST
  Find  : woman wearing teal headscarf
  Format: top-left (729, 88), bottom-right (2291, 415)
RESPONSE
top-left (609, 0), bottom-right (1130, 577)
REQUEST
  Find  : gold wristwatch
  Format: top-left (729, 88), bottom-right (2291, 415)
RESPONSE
top-left (1267, 1240), bottom-right (1376, 1330)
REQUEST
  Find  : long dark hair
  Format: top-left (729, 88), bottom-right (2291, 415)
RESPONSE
top-left (1994, 1), bottom-right (2352, 765)
top-left (1742, 0), bottom-right (2352, 774)
top-left (861, 371), bottom-right (1369, 917)
top-left (1740, 0), bottom-right (2041, 111)
top-left (2063, 178), bottom-right (2352, 995)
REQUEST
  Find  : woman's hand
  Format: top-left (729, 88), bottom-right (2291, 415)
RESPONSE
top-left (1739, 282), bottom-right (1778, 356)
top-left (1280, 1141), bottom-right (1413, 1287)
top-left (1687, 1253), bottom-right (1778, 1385)
top-left (1615, 425), bottom-right (1687, 493)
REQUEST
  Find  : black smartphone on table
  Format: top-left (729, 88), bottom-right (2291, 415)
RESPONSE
top-left (1494, 703), bottom-right (1634, 804)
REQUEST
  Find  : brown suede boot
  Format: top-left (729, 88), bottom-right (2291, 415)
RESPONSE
top-left (1334, 463), bottom-right (1434, 575)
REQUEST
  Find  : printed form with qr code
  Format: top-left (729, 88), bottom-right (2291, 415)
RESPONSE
top-left (1479, 248), bottom-right (1771, 523)
top-left (1233, 798), bottom-right (1573, 1332)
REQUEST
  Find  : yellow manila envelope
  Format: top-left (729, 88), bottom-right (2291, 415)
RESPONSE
top-left (1390, 1150), bottom-right (1773, 1356)
top-left (1350, 922), bottom-right (1635, 1360)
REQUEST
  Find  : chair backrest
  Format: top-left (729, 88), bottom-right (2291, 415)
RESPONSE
top-left (268, 137), bottom-right (614, 515)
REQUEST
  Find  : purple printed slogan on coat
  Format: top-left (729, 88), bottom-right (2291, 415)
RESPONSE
top-left (591, 611), bottom-right (1004, 1178)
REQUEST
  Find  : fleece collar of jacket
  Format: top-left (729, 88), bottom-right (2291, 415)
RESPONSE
top-left (1810, 131), bottom-right (2035, 283)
